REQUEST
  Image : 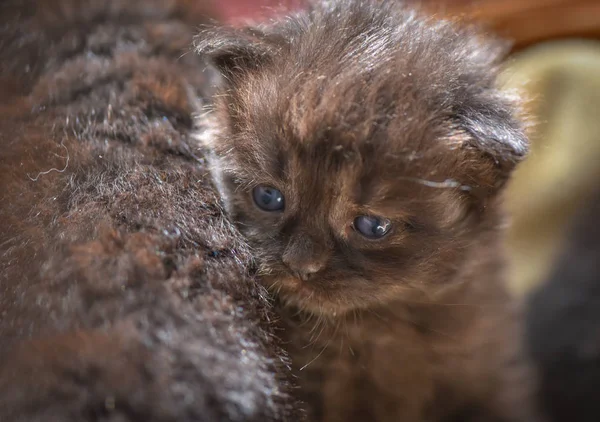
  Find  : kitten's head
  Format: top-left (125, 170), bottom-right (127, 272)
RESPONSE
top-left (196, 0), bottom-right (527, 316)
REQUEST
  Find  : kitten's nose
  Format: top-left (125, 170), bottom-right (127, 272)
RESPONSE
top-left (283, 259), bottom-right (325, 281)
top-left (287, 261), bottom-right (325, 281)
top-left (282, 235), bottom-right (328, 281)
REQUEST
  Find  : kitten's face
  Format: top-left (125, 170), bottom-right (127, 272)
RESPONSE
top-left (198, 1), bottom-right (527, 316)
top-left (218, 133), bottom-right (476, 316)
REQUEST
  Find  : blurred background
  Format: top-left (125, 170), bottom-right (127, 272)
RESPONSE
top-left (215, 0), bottom-right (600, 296)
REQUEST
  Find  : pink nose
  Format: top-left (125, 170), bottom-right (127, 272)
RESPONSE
top-left (282, 234), bottom-right (329, 280)
top-left (282, 258), bottom-right (325, 281)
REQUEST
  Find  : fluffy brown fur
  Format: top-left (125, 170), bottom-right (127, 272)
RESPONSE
top-left (0, 1), bottom-right (303, 421)
top-left (196, 1), bottom-right (539, 421)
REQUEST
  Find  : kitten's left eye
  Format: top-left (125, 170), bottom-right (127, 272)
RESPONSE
top-left (353, 216), bottom-right (392, 239)
top-left (252, 185), bottom-right (285, 212)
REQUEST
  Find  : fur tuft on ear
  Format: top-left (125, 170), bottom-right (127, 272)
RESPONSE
top-left (454, 89), bottom-right (530, 190)
top-left (194, 25), bottom-right (280, 79)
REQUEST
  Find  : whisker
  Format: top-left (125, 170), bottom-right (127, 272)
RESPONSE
top-left (300, 339), bottom-right (331, 371)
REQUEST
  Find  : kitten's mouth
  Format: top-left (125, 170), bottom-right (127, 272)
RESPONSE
top-left (260, 273), bottom-right (352, 316)
top-left (263, 273), bottom-right (311, 297)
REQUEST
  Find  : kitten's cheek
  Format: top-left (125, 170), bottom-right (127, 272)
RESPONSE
top-left (240, 225), bottom-right (269, 240)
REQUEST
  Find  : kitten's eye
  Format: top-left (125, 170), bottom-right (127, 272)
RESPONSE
top-left (353, 215), bottom-right (392, 239)
top-left (252, 185), bottom-right (285, 212)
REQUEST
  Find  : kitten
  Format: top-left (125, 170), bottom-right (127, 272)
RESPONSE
top-left (197, 1), bottom-right (538, 421)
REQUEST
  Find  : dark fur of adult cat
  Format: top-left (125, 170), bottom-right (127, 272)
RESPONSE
top-left (0, 1), bottom-right (303, 421)
top-left (526, 189), bottom-right (600, 422)
top-left (196, 1), bottom-right (539, 421)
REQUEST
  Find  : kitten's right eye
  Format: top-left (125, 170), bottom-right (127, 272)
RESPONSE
top-left (353, 215), bottom-right (392, 239)
top-left (252, 185), bottom-right (285, 212)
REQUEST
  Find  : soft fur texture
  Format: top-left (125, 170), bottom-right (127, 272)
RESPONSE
top-left (527, 188), bottom-right (600, 422)
top-left (0, 1), bottom-right (303, 421)
top-left (196, 1), bottom-right (538, 421)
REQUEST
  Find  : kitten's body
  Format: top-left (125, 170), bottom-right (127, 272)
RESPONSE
top-left (197, 1), bottom-right (537, 420)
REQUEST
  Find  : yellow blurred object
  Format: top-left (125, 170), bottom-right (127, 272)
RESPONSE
top-left (500, 40), bottom-right (600, 294)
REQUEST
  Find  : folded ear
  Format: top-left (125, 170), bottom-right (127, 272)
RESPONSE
top-left (460, 93), bottom-right (528, 163)
top-left (446, 31), bottom-right (528, 188)
top-left (453, 88), bottom-right (529, 195)
top-left (194, 25), bottom-right (282, 80)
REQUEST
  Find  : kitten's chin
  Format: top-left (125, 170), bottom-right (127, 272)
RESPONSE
top-left (260, 274), bottom-right (356, 317)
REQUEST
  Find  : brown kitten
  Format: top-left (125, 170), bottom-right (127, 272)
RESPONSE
top-left (196, 1), bottom-right (539, 421)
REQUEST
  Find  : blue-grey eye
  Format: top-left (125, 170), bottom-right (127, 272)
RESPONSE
top-left (353, 215), bottom-right (392, 239)
top-left (252, 185), bottom-right (285, 212)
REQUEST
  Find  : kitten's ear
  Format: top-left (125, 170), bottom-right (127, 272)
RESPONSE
top-left (451, 32), bottom-right (528, 188)
top-left (194, 25), bottom-right (280, 79)
top-left (455, 90), bottom-right (529, 191)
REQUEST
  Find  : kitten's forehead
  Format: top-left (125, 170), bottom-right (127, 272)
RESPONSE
top-left (284, 142), bottom-right (360, 203)
top-left (275, 136), bottom-right (442, 210)
top-left (234, 72), bottom-right (466, 206)
top-left (245, 82), bottom-right (460, 189)
top-left (236, 40), bottom-right (464, 172)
